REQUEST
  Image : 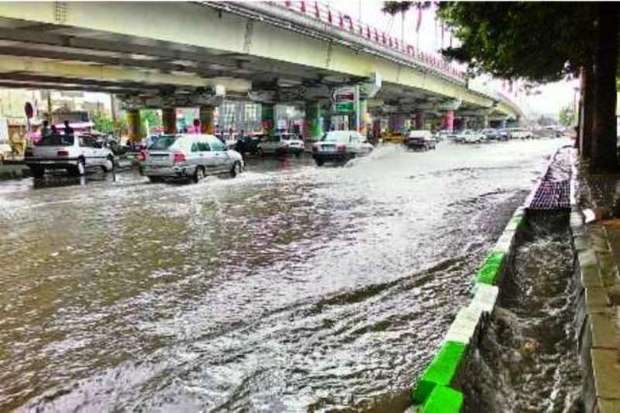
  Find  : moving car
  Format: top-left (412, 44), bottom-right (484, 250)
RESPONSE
top-left (457, 129), bottom-right (486, 144)
top-left (25, 133), bottom-right (116, 178)
top-left (140, 134), bottom-right (244, 183)
top-left (260, 133), bottom-right (305, 157)
top-left (312, 130), bottom-right (373, 166)
top-left (404, 130), bottom-right (436, 151)
top-left (509, 128), bottom-right (533, 139)
top-left (234, 134), bottom-right (262, 156)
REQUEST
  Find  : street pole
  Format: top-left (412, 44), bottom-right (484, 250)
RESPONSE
top-left (355, 84), bottom-right (360, 132)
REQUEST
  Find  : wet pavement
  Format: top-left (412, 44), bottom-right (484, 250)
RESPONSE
top-left (0, 139), bottom-right (567, 412)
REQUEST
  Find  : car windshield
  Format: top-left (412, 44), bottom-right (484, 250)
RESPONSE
top-left (148, 135), bottom-right (177, 150)
top-left (35, 134), bottom-right (74, 146)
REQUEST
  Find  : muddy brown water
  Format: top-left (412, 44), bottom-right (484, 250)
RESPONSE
top-left (0, 140), bottom-right (566, 411)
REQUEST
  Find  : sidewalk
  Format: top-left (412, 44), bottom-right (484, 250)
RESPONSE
top-left (573, 159), bottom-right (620, 412)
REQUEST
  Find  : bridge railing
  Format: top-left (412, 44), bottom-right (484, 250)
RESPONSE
top-left (269, 0), bottom-right (466, 83)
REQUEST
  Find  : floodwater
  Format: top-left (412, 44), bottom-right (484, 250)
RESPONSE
top-left (462, 148), bottom-right (582, 413)
top-left (0, 139), bottom-right (566, 412)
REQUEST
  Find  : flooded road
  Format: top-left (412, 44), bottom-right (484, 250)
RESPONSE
top-left (0, 139), bottom-right (566, 412)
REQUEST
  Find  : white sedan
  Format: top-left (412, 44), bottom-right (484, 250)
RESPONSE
top-left (25, 133), bottom-right (115, 177)
top-left (312, 130), bottom-right (373, 166)
top-left (458, 130), bottom-right (486, 144)
top-left (260, 133), bottom-right (305, 157)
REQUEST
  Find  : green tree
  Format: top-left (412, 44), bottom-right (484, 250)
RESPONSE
top-left (92, 111), bottom-right (115, 134)
top-left (140, 109), bottom-right (162, 136)
top-left (437, 2), bottom-right (618, 171)
top-left (559, 105), bottom-right (575, 127)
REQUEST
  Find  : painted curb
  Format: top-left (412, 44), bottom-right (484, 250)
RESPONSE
top-left (408, 148), bottom-right (562, 412)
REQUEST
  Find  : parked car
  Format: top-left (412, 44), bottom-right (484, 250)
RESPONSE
top-left (312, 130), bottom-right (374, 166)
top-left (404, 130), bottom-right (436, 150)
top-left (509, 128), bottom-right (533, 139)
top-left (481, 128), bottom-right (501, 141)
top-left (260, 133), bottom-right (304, 157)
top-left (140, 134), bottom-right (244, 183)
top-left (25, 133), bottom-right (116, 178)
top-left (457, 129), bottom-right (485, 144)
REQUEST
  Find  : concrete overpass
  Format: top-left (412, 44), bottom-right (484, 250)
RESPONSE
top-left (0, 1), bottom-right (524, 137)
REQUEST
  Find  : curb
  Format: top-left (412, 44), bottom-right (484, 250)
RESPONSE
top-left (407, 150), bottom-right (559, 413)
top-left (568, 153), bottom-right (620, 413)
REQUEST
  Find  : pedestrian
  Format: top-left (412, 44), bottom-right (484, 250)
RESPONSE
top-left (50, 124), bottom-right (58, 135)
top-left (63, 120), bottom-right (74, 136)
top-left (41, 120), bottom-right (50, 137)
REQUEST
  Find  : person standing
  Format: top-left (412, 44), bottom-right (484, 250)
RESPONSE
top-left (63, 120), bottom-right (74, 136)
top-left (41, 120), bottom-right (50, 137)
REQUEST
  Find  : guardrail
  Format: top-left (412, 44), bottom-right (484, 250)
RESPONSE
top-left (268, 0), bottom-right (466, 83)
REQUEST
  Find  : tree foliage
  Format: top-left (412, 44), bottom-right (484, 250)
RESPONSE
top-left (558, 105), bottom-right (575, 127)
top-left (437, 3), bottom-right (596, 82)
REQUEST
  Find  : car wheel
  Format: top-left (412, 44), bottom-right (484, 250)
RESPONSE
top-left (230, 161), bottom-right (242, 178)
top-left (31, 166), bottom-right (45, 179)
top-left (102, 156), bottom-right (115, 172)
top-left (148, 176), bottom-right (163, 183)
top-left (315, 158), bottom-right (325, 166)
top-left (193, 166), bottom-right (205, 183)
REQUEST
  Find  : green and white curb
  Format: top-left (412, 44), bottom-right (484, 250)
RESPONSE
top-left (406, 152), bottom-right (557, 412)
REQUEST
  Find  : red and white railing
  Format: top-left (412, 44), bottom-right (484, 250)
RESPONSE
top-left (271, 0), bottom-right (465, 82)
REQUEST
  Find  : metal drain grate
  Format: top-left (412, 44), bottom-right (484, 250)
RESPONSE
top-left (528, 180), bottom-right (571, 210)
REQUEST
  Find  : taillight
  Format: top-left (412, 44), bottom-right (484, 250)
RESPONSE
top-left (57, 150), bottom-right (69, 157)
top-left (137, 150), bottom-right (147, 161)
top-left (336, 144), bottom-right (346, 152)
top-left (173, 152), bottom-right (186, 163)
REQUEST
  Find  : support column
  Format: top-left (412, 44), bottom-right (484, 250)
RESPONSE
top-left (358, 99), bottom-right (368, 135)
top-left (482, 115), bottom-right (489, 129)
top-left (126, 108), bottom-right (141, 142)
top-left (261, 103), bottom-right (275, 135)
top-left (415, 112), bottom-right (425, 129)
top-left (443, 110), bottom-right (455, 130)
top-left (199, 105), bottom-right (215, 134)
top-left (162, 107), bottom-right (177, 134)
top-left (304, 101), bottom-right (324, 140)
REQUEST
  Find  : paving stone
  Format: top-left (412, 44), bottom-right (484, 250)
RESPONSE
top-left (597, 398), bottom-right (620, 413)
top-left (590, 312), bottom-right (619, 350)
top-left (580, 250), bottom-right (599, 268)
top-left (586, 287), bottom-right (611, 313)
top-left (574, 235), bottom-right (590, 252)
top-left (581, 264), bottom-right (604, 288)
top-left (591, 349), bottom-right (620, 400)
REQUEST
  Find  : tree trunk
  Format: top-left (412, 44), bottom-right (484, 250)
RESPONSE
top-left (590, 3), bottom-right (618, 171)
top-left (581, 64), bottom-right (594, 158)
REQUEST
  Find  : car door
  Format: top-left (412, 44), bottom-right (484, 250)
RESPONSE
top-left (78, 136), bottom-right (98, 166)
top-left (208, 137), bottom-right (230, 172)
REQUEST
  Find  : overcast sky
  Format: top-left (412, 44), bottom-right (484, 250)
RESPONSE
top-left (333, 0), bottom-right (577, 118)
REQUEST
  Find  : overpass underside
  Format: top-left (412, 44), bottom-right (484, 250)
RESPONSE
top-left (0, 1), bottom-right (520, 128)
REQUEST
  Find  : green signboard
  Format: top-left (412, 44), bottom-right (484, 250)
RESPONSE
top-left (335, 102), bottom-right (354, 112)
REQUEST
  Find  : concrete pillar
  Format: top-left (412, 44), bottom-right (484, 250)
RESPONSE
top-left (162, 107), bottom-right (176, 134)
top-left (499, 119), bottom-right (507, 129)
top-left (199, 105), bottom-right (215, 134)
top-left (304, 101), bottom-right (324, 140)
top-left (359, 99), bottom-right (368, 135)
top-left (482, 115), bottom-right (489, 129)
top-left (126, 108), bottom-right (141, 142)
top-left (261, 103), bottom-right (275, 135)
top-left (443, 110), bottom-right (455, 130)
top-left (415, 112), bottom-right (425, 129)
